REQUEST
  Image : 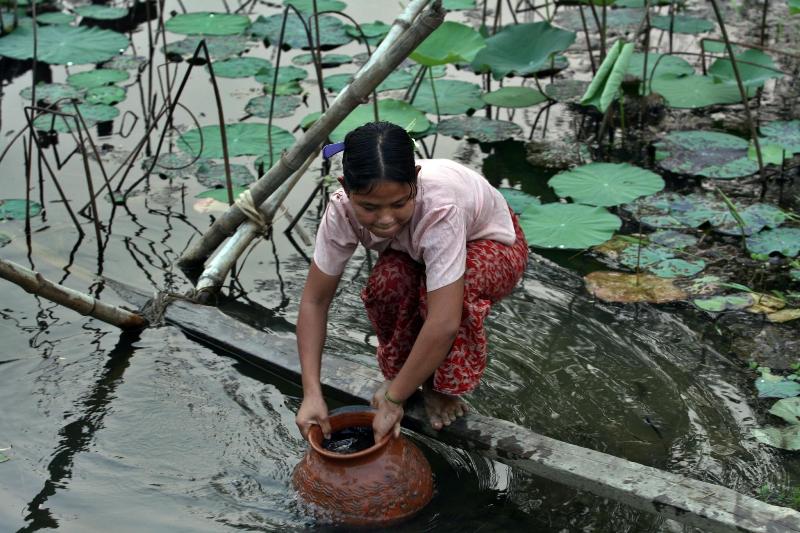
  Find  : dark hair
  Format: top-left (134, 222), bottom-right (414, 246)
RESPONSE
top-left (342, 121), bottom-right (417, 196)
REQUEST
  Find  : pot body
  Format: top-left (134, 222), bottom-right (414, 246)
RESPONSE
top-left (292, 408), bottom-right (433, 526)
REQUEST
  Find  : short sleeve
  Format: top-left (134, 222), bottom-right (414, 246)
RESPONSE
top-left (312, 192), bottom-right (359, 276)
top-left (417, 205), bottom-right (466, 291)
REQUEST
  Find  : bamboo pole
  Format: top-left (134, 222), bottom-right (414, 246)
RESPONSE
top-left (0, 259), bottom-right (146, 330)
top-left (177, 0), bottom-right (444, 269)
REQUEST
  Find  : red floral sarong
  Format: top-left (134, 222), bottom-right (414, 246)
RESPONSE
top-left (360, 212), bottom-right (528, 395)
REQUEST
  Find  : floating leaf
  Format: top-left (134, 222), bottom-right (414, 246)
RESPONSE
top-left (329, 99), bottom-right (429, 143)
top-left (548, 163), bottom-right (664, 207)
top-left (654, 130), bottom-right (757, 179)
top-left (555, 8), bottom-right (644, 31)
top-left (102, 55), bottom-right (147, 70)
top-left (619, 245), bottom-right (675, 268)
top-left (322, 72), bottom-right (353, 93)
top-left (37, 12), bottom-right (75, 25)
top-left (33, 103), bottom-right (120, 132)
top-left (753, 426), bottom-right (800, 450)
top-left (693, 293), bottom-right (755, 312)
top-left (746, 228), bottom-right (800, 257)
top-left (648, 229), bottom-right (697, 249)
top-left (20, 83), bottom-right (81, 104)
top-left (529, 55), bottom-right (569, 76)
top-left (165, 12), bottom-right (250, 36)
top-left (254, 65), bottom-right (308, 85)
top-left (196, 161), bottom-right (255, 188)
top-left (85, 85), bottom-right (126, 105)
top-left (647, 258), bottom-right (706, 278)
top-left (414, 79), bottom-right (485, 114)
top-left (443, 0), bottom-right (477, 9)
top-left (626, 52), bottom-right (694, 81)
top-left (195, 186), bottom-right (248, 202)
top-left (651, 15), bottom-right (714, 34)
top-left (67, 68), bottom-right (128, 89)
top-left (584, 271), bottom-right (688, 303)
top-left (284, 0), bottom-right (347, 12)
top-left (519, 203), bottom-right (621, 249)
top-left (498, 188), bottom-right (540, 214)
top-left (165, 35), bottom-right (250, 60)
top-left (75, 5), bottom-right (129, 20)
top-left (482, 86), bottom-right (546, 108)
top-left (651, 74), bottom-right (755, 109)
top-left (748, 143), bottom-right (786, 166)
top-left (544, 79), bottom-right (589, 103)
top-left (411, 21), bottom-right (485, 66)
top-left (768, 309), bottom-right (800, 323)
top-left (581, 40), bottom-right (635, 112)
top-left (345, 21), bottom-right (389, 44)
top-left (709, 203), bottom-right (787, 236)
top-left (0, 199), bottom-right (42, 220)
top-left (249, 14), bottom-right (352, 49)
top-left (292, 52), bottom-right (351, 67)
top-left (210, 57), bottom-right (271, 78)
top-left (471, 22), bottom-right (575, 80)
top-left (377, 70), bottom-right (415, 92)
top-left (760, 120), bottom-right (800, 154)
top-left (709, 49), bottom-right (782, 88)
top-left (756, 368), bottom-right (800, 399)
top-left (437, 116), bottom-right (522, 142)
top-left (178, 123), bottom-right (296, 159)
top-left (244, 95), bottom-right (301, 118)
top-left (0, 24), bottom-right (129, 64)
top-left (264, 80), bottom-right (303, 96)
top-left (141, 152), bottom-right (201, 179)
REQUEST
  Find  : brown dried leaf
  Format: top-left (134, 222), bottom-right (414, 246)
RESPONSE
top-left (584, 271), bottom-right (688, 303)
top-left (767, 309), bottom-right (800, 323)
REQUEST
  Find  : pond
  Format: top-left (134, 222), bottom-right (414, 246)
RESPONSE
top-left (0, 0), bottom-right (798, 531)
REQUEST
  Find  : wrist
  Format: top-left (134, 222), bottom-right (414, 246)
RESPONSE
top-left (384, 389), bottom-right (405, 407)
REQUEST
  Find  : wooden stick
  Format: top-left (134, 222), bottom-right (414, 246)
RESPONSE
top-left (0, 259), bottom-right (145, 330)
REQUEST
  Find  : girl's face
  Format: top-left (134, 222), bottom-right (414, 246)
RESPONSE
top-left (348, 179), bottom-right (416, 239)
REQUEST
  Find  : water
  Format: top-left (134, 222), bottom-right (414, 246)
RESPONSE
top-left (0, 0), bottom-right (796, 531)
top-left (322, 426), bottom-right (375, 454)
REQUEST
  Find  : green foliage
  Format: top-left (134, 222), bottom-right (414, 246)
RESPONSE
top-left (195, 187), bottom-right (248, 202)
top-left (693, 293), bottom-right (754, 312)
top-left (746, 228), bottom-right (800, 257)
top-left (211, 57), bottom-right (272, 78)
top-left (254, 65), bottom-right (308, 85)
top-left (178, 123), bottom-right (296, 159)
top-left (748, 143), bottom-right (786, 166)
top-left (32, 103), bottom-right (120, 132)
top-left (760, 120), bottom-right (800, 154)
top-left (165, 12), bottom-right (250, 36)
top-left (410, 21), bottom-right (485, 66)
top-left (519, 203), bottom-right (621, 249)
top-left (36, 12), bottom-right (75, 25)
top-left (244, 95), bottom-right (301, 118)
top-left (755, 368), bottom-right (800, 398)
top-left (625, 53), bottom-right (694, 81)
top-left (548, 163), bottom-right (664, 207)
top-left (292, 52), bottom-right (351, 67)
top-left (67, 68), bottom-right (128, 89)
top-left (708, 49), bottom-right (783, 88)
top-left (481, 86), bottom-right (546, 108)
top-left (651, 74), bottom-right (756, 109)
top-left (413, 79), bottom-right (485, 115)
top-left (581, 40), bottom-right (635, 112)
top-left (498, 188), bottom-right (540, 214)
top-left (195, 162), bottom-right (255, 188)
top-left (0, 24), bottom-right (129, 64)
top-left (20, 83), bottom-right (81, 104)
top-left (249, 14), bottom-right (352, 49)
top-left (164, 36), bottom-right (250, 60)
top-left (544, 79), bottom-right (590, 103)
top-left (75, 5), bottom-right (129, 20)
top-left (436, 116), bottom-right (522, 142)
top-left (650, 15), bottom-right (714, 34)
top-left (0, 199), bottom-right (42, 220)
top-left (329, 99), bottom-right (429, 142)
top-left (654, 130), bottom-right (758, 179)
top-left (284, 0), bottom-right (347, 13)
top-left (85, 85), bottom-right (127, 105)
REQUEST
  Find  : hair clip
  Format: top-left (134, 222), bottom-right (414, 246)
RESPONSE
top-left (322, 142), bottom-right (345, 160)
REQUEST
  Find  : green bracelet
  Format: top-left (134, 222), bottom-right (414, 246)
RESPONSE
top-left (384, 390), bottom-right (404, 406)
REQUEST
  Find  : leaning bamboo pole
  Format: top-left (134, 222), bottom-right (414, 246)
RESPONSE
top-left (177, 0), bottom-right (444, 269)
top-left (0, 259), bottom-right (145, 329)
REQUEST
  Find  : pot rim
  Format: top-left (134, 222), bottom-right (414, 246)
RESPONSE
top-left (308, 409), bottom-right (392, 460)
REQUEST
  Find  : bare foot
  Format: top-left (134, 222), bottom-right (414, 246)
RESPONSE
top-left (422, 384), bottom-right (468, 430)
top-left (371, 380), bottom-right (392, 408)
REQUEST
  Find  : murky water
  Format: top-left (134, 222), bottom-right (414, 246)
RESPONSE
top-left (1, 0), bottom-right (797, 531)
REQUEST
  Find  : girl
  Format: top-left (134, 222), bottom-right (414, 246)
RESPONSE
top-left (295, 121), bottom-right (528, 442)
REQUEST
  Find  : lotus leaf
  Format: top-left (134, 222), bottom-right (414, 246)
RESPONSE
top-left (178, 123), bottom-right (296, 160)
top-left (196, 161), bottom-right (255, 188)
top-left (244, 95), bottom-right (301, 118)
top-left (437, 116), bottom-right (522, 142)
top-left (482, 86), bottom-right (546, 108)
top-left (102, 55), bottom-right (146, 70)
top-left (498, 188), bottom-right (540, 214)
top-left (75, 5), bottom-right (129, 20)
top-left (747, 293), bottom-right (786, 314)
top-left (329, 99), bottom-right (429, 143)
top-left (648, 230), bottom-right (697, 249)
top-left (709, 203), bottom-right (787, 236)
top-left (555, 8), bottom-right (644, 31)
top-left (345, 21), bottom-right (389, 43)
top-left (529, 55), bottom-right (569, 76)
top-left (67, 68), bottom-right (128, 89)
top-left (165, 12), bottom-right (250, 36)
top-left (581, 40), bottom-right (635, 112)
top-left (753, 426), bottom-right (800, 450)
top-left (292, 52), bottom-right (351, 67)
top-left (0, 199), bottom-right (42, 220)
top-left (748, 142), bottom-right (786, 166)
top-left (792, 0), bottom-right (800, 13)
top-left (548, 163), bottom-right (663, 206)
top-left (709, 49), bottom-right (782, 88)
top-left (377, 70), bottom-right (416, 92)
top-left (33, 103), bottom-right (119, 132)
top-left (654, 130), bottom-right (757, 179)
top-left (164, 36), bottom-right (250, 60)
top-left (196, 186), bottom-right (248, 202)
top-left (625, 53), bottom-right (694, 81)
top-left (0, 24), bottom-right (129, 64)
top-left (651, 74), bottom-right (755, 109)
top-left (20, 82), bottom-right (81, 104)
top-left (299, 111), bottom-right (321, 130)
top-left (249, 14), bottom-right (352, 49)
top-left (544, 79), bottom-right (589, 103)
top-left (85, 85), bottom-right (126, 105)
top-left (254, 65), bottom-right (308, 85)
top-left (36, 12), bottom-right (74, 25)
top-left (651, 14), bottom-right (714, 34)
top-left (410, 21), bottom-right (485, 67)
top-left (519, 203), bottom-right (621, 249)
top-left (211, 57), bottom-right (271, 78)
top-left (584, 271), bottom-right (688, 303)
top-left (471, 22), bottom-right (575, 80)
top-left (413, 79), bottom-right (485, 115)
top-left (142, 152), bottom-right (201, 179)
top-left (264, 80), bottom-right (303, 95)
top-left (760, 120), bottom-right (800, 154)
top-left (756, 368), bottom-right (800, 398)
top-left (746, 227), bottom-right (800, 257)
top-left (284, 0), bottom-right (347, 12)
top-left (322, 72), bottom-right (352, 92)
top-left (646, 258), bottom-right (705, 278)
top-left (443, 0), bottom-right (477, 9)
top-left (619, 246), bottom-right (675, 268)
top-left (768, 309), bottom-right (800, 323)
top-left (693, 293), bottom-right (755, 312)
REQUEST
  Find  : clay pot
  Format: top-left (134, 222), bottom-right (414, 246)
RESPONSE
top-left (292, 406), bottom-right (433, 526)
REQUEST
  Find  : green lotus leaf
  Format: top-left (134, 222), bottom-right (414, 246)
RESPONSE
top-left (482, 86), bottom-right (546, 108)
top-left (375, 69), bottom-right (416, 92)
top-left (554, 8), bottom-right (644, 31)
top-left (756, 368), bottom-right (800, 399)
top-left (75, 5), bottom-right (129, 20)
top-left (292, 52), bottom-right (351, 67)
top-left (437, 116), bottom-right (522, 142)
top-left (67, 68), bottom-right (128, 89)
top-left (651, 74), bottom-right (755, 109)
top-left (520, 203), bottom-right (621, 249)
top-left (746, 227), bottom-right (800, 257)
top-left (85, 85), bottom-right (127, 105)
top-left (709, 49), bottom-right (782, 88)
top-left (581, 40), bottom-right (635, 112)
top-left (413, 79), bottom-right (485, 114)
top-left (254, 65), bottom-right (308, 85)
top-left (164, 35), bottom-right (250, 60)
top-left (244, 94), bottom-right (301, 118)
top-left (165, 12), bottom-right (250, 36)
top-left (249, 13), bottom-right (352, 49)
top-left (329, 99), bottom-right (429, 143)
top-left (646, 230), bottom-right (696, 249)
top-left (619, 245), bottom-right (675, 268)
top-left (178, 123), bottom-right (295, 161)
top-left (196, 161), bottom-right (255, 188)
top-left (760, 120), bottom-right (800, 154)
top-left (299, 111), bottom-right (321, 130)
top-left (654, 130), bottom-right (758, 179)
top-left (0, 199), bottom-right (42, 220)
top-left (0, 24), bottom-right (129, 64)
top-left (20, 82), bottom-right (81, 104)
top-left (195, 186), bottom-right (248, 202)
top-left (210, 57), bottom-right (271, 78)
top-left (748, 142), bottom-right (786, 166)
top-left (544, 79), bottom-right (589, 103)
top-left (647, 258), bottom-right (705, 278)
top-left (626, 52), bottom-right (694, 81)
top-left (753, 426), bottom-right (800, 450)
top-left (443, 0), bottom-right (477, 9)
top-left (548, 163), bottom-right (664, 207)
top-left (142, 152), bottom-right (202, 179)
top-left (471, 22), bottom-right (575, 80)
top-left (693, 293), bottom-right (754, 312)
top-left (769, 397), bottom-right (800, 425)
top-left (651, 14), bottom-right (714, 34)
top-left (266, 80), bottom-right (304, 95)
top-left (32, 102), bottom-right (120, 132)
top-left (410, 21), bottom-right (485, 67)
top-left (102, 55), bottom-right (146, 70)
top-left (322, 72), bottom-right (353, 93)
top-left (36, 12), bottom-right (75, 25)
top-left (344, 20), bottom-right (389, 43)
top-left (498, 188), bottom-right (540, 214)
top-left (284, 0), bottom-right (347, 12)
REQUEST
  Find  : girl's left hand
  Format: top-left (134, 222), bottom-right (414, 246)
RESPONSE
top-left (373, 396), bottom-right (403, 442)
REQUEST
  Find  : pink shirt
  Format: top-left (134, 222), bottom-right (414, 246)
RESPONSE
top-left (313, 159), bottom-right (516, 291)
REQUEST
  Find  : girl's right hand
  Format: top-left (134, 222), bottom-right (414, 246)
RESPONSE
top-left (295, 394), bottom-right (332, 441)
